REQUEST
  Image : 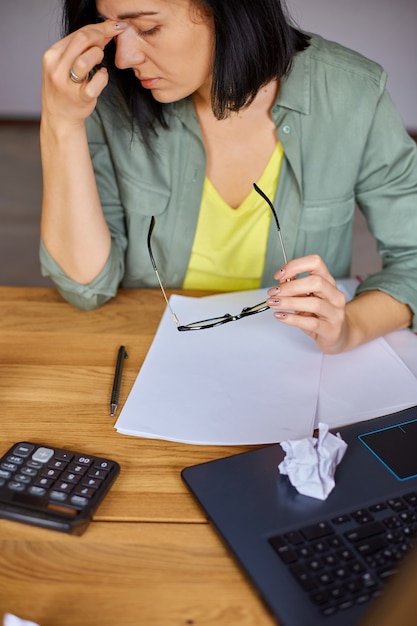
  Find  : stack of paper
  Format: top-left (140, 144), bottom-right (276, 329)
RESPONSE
top-left (115, 285), bottom-right (417, 445)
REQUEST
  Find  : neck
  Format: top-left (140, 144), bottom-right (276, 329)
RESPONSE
top-left (193, 79), bottom-right (280, 119)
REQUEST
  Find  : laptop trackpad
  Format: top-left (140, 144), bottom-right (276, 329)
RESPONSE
top-left (359, 418), bottom-right (417, 480)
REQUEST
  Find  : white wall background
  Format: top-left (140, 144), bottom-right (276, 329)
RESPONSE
top-left (0, 0), bottom-right (61, 117)
top-left (1, 0), bottom-right (416, 130)
top-left (286, 0), bottom-right (417, 131)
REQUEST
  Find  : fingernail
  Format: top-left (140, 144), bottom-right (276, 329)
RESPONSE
top-left (114, 22), bottom-right (127, 29)
top-left (275, 312), bottom-right (287, 320)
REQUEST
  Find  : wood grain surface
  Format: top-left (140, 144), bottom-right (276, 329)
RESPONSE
top-left (0, 287), bottom-right (273, 626)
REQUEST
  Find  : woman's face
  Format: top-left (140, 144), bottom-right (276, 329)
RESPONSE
top-left (96, 0), bottom-right (215, 103)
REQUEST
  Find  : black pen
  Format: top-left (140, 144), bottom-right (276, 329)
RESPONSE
top-left (110, 345), bottom-right (128, 417)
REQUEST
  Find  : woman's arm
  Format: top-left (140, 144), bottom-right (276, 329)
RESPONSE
top-left (267, 83), bottom-right (417, 354)
top-left (40, 21), bottom-right (126, 284)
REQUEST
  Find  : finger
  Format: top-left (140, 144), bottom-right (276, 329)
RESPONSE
top-left (268, 293), bottom-right (345, 324)
top-left (66, 22), bottom-right (126, 79)
top-left (43, 21), bottom-right (126, 92)
top-left (273, 309), bottom-right (349, 355)
top-left (69, 45), bottom-right (106, 84)
top-left (268, 274), bottom-right (342, 305)
top-left (273, 310), bottom-right (326, 339)
top-left (274, 254), bottom-right (336, 285)
top-left (267, 281), bottom-right (346, 316)
top-left (50, 20), bottom-right (126, 55)
top-left (82, 66), bottom-right (110, 99)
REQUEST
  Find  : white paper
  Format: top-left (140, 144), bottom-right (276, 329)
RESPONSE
top-left (384, 328), bottom-right (417, 379)
top-left (115, 283), bottom-right (417, 445)
top-left (317, 335), bottom-right (417, 428)
top-left (3, 615), bottom-right (40, 626)
top-left (316, 281), bottom-right (417, 428)
top-left (116, 289), bottom-right (322, 444)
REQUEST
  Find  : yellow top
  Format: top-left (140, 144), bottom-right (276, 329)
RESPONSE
top-left (183, 142), bottom-right (284, 291)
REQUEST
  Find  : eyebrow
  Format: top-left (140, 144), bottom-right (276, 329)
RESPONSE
top-left (98, 11), bottom-right (159, 20)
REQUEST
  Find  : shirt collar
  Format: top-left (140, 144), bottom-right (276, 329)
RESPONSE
top-left (275, 41), bottom-right (311, 115)
top-left (173, 40), bottom-right (312, 123)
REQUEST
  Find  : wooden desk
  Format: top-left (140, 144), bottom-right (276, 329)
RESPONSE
top-left (0, 287), bottom-right (276, 626)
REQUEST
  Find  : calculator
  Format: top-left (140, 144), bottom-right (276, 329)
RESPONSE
top-left (0, 442), bottom-right (120, 535)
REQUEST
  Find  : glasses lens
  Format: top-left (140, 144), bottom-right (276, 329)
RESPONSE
top-left (240, 301), bottom-right (270, 316)
top-left (178, 314), bottom-right (233, 331)
top-left (177, 301), bottom-right (269, 331)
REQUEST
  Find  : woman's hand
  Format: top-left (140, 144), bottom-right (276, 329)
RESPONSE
top-left (41, 21), bottom-right (126, 129)
top-left (266, 254), bottom-right (351, 354)
top-left (267, 254), bottom-right (413, 354)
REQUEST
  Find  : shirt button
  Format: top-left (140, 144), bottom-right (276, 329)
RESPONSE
top-left (282, 125), bottom-right (291, 134)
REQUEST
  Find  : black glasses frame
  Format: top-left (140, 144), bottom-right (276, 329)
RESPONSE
top-left (147, 183), bottom-right (287, 331)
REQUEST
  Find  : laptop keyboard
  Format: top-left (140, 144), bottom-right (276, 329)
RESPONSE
top-left (268, 491), bottom-right (417, 617)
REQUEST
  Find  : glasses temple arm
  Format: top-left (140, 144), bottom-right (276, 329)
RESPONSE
top-left (253, 183), bottom-right (288, 265)
top-left (147, 217), bottom-right (180, 326)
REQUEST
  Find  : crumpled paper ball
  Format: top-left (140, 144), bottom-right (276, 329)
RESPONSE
top-left (278, 422), bottom-right (347, 500)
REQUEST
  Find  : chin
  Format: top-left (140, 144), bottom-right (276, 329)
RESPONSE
top-left (150, 88), bottom-right (189, 104)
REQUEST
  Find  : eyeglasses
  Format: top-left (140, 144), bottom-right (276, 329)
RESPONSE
top-left (147, 183), bottom-right (288, 331)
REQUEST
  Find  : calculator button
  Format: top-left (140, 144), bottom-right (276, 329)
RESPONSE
top-left (88, 469), bottom-right (107, 480)
top-left (53, 450), bottom-right (74, 463)
top-left (82, 478), bottom-right (101, 489)
top-left (13, 443), bottom-right (35, 458)
top-left (0, 469), bottom-right (11, 480)
top-left (0, 478), bottom-right (5, 487)
top-left (67, 463), bottom-right (87, 475)
top-left (20, 467), bottom-right (38, 477)
top-left (1, 462), bottom-right (18, 472)
top-left (94, 460), bottom-right (114, 471)
top-left (7, 456), bottom-right (24, 465)
top-left (41, 468), bottom-right (62, 480)
top-left (14, 474), bottom-right (31, 484)
top-left (48, 459), bottom-right (68, 470)
top-left (26, 460), bottom-right (44, 470)
top-left (28, 486), bottom-right (47, 497)
top-left (75, 487), bottom-right (95, 498)
top-left (32, 447), bottom-right (54, 464)
top-left (7, 481), bottom-right (25, 492)
top-left (55, 482), bottom-right (73, 493)
top-left (50, 490), bottom-right (68, 502)
top-left (34, 477), bottom-right (54, 489)
top-left (71, 495), bottom-right (89, 507)
top-left (74, 456), bottom-right (93, 467)
top-left (61, 472), bottom-right (80, 485)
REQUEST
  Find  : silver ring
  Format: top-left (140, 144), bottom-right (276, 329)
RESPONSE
top-left (69, 67), bottom-right (85, 84)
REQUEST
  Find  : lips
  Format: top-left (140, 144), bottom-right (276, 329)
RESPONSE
top-left (139, 77), bottom-right (160, 89)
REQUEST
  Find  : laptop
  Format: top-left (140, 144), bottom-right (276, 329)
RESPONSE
top-left (181, 405), bottom-right (417, 626)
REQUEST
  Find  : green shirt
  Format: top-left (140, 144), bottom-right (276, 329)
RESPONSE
top-left (40, 34), bottom-right (417, 330)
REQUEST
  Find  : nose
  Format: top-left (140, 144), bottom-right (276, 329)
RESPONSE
top-left (114, 28), bottom-right (146, 70)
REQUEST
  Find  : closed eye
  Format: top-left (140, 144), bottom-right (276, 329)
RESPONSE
top-left (135, 26), bottom-right (160, 38)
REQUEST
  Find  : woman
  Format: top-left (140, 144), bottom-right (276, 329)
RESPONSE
top-left (40, 0), bottom-right (417, 354)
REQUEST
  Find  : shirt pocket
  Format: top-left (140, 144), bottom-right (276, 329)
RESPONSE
top-left (294, 195), bottom-right (356, 277)
top-left (117, 173), bottom-right (176, 285)
top-left (118, 171), bottom-right (170, 219)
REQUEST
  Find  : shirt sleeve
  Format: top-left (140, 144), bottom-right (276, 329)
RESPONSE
top-left (354, 86), bottom-right (417, 331)
top-left (39, 239), bottom-right (123, 310)
top-left (39, 107), bottom-right (128, 310)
